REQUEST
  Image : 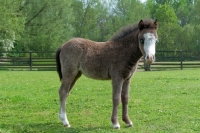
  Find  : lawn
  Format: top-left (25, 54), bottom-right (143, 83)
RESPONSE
top-left (0, 70), bottom-right (199, 133)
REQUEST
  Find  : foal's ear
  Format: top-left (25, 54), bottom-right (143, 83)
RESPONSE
top-left (138, 20), bottom-right (144, 31)
top-left (154, 19), bottom-right (158, 29)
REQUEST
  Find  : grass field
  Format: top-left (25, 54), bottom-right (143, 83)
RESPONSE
top-left (0, 70), bottom-right (200, 133)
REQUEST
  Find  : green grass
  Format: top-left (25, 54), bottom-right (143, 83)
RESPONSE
top-left (0, 70), bottom-right (200, 133)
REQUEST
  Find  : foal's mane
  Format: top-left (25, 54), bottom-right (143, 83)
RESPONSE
top-left (110, 24), bottom-right (138, 41)
top-left (110, 19), bottom-right (156, 42)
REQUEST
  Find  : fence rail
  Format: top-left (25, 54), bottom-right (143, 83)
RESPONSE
top-left (0, 51), bottom-right (55, 71)
top-left (0, 51), bottom-right (200, 71)
top-left (141, 50), bottom-right (200, 71)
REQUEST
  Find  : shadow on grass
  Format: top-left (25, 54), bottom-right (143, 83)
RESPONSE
top-left (0, 122), bottom-right (116, 133)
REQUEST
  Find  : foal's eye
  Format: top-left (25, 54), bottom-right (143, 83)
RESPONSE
top-left (140, 38), bottom-right (144, 44)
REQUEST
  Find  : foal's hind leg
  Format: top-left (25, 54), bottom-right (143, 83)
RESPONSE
top-left (59, 80), bottom-right (71, 127)
top-left (121, 79), bottom-right (133, 127)
top-left (59, 71), bottom-right (81, 127)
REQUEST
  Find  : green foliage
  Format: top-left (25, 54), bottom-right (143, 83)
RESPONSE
top-left (20, 0), bottom-right (74, 51)
top-left (146, 0), bottom-right (200, 52)
top-left (71, 0), bottom-right (109, 41)
top-left (192, 24), bottom-right (200, 50)
top-left (114, 0), bottom-right (150, 25)
top-left (0, 0), bottom-right (25, 51)
top-left (155, 4), bottom-right (178, 24)
top-left (107, 0), bottom-right (150, 38)
top-left (1, 0), bottom-right (200, 53)
top-left (154, 4), bottom-right (181, 50)
top-left (190, 0), bottom-right (200, 24)
top-left (147, 0), bottom-right (193, 22)
top-left (0, 70), bottom-right (200, 132)
top-left (176, 24), bottom-right (194, 50)
top-left (175, 0), bottom-right (193, 26)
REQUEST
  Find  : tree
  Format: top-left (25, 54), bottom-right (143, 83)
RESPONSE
top-left (146, 0), bottom-right (200, 51)
top-left (105, 0), bottom-right (150, 40)
top-left (154, 3), bottom-right (181, 50)
top-left (175, 0), bottom-right (193, 26)
top-left (0, 0), bottom-right (25, 51)
top-left (71, 0), bottom-right (110, 41)
top-left (18, 0), bottom-right (74, 51)
top-left (175, 24), bottom-right (194, 50)
top-left (147, 0), bottom-right (193, 26)
top-left (190, 0), bottom-right (200, 51)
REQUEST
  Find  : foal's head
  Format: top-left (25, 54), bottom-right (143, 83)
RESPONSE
top-left (138, 19), bottom-right (158, 64)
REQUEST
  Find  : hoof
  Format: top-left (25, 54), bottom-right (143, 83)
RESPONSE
top-left (112, 123), bottom-right (120, 129)
top-left (126, 121), bottom-right (133, 127)
top-left (114, 126), bottom-right (120, 129)
top-left (64, 124), bottom-right (71, 127)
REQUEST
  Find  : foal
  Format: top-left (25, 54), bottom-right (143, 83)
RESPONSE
top-left (56, 19), bottom-right (158, 129)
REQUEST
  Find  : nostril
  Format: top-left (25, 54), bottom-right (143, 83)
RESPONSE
top-left (146, 55), bottom-right (155, 61)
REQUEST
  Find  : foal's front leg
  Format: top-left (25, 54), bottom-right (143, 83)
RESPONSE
top-left (111, 78), bottom-right (123, 129)
top-left (121, 79), bottom-right (133, 127)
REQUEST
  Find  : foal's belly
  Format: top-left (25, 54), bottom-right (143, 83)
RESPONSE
top-left (79, 65), bottom-right (111, 80)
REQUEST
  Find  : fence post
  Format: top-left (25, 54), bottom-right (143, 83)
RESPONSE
top-left (180, 50), bottom-right (183, 70)
top-left (29, 52), bottom-right (32, 71)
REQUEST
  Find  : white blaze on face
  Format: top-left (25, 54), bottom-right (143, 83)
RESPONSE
top-left (143, 33), bottom-right (157, 64)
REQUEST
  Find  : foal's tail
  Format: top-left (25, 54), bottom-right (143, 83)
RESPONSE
top-left (55, 47), bottom-right (62, 80)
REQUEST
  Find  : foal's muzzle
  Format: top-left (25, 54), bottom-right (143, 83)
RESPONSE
top-left (145, 54), bottom-right (155, 64)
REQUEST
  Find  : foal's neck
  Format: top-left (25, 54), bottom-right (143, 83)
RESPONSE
top-left (121, 31), bottom-right (142, 58)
